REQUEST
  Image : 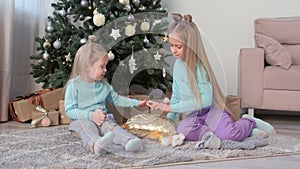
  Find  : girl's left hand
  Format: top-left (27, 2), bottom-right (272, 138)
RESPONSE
top-left (138, 99), bottom-right (148, 107)
top-left (147, 100), bottom-right (166, 111)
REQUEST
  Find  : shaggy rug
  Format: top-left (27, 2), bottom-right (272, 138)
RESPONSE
top-left (0, 125), bottom-right (300, 169)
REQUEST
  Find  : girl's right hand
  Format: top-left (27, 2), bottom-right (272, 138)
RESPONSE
top-left (91, 110), bottom-right (106, 126)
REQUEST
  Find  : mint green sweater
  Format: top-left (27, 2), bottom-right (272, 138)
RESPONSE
top-left (64, 77), bottom-right (139, 121)
top-left (168, 59), bottom-right (213, 121)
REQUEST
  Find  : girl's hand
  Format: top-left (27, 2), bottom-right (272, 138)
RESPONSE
top-left (147, 100), bottom-right (168, 111)
top-left (138, 99), bottom-right (148, 107)
top-left (91, 110), bottom-right (106, 126)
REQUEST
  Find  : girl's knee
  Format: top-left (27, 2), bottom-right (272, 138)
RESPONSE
top-left (177, 120), bottom-right (204, 141)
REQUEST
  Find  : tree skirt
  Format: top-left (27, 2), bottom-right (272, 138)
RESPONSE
top-left (0, 125), bottom-right (299, 169)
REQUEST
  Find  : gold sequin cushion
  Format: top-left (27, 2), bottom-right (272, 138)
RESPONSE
top-left (123, 114), bottom-right (177, 137)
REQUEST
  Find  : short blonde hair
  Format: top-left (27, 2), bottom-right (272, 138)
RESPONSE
top-left (65, 43), bottom-right (107, 86)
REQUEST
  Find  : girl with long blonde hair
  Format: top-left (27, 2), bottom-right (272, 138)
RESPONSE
top-left (147, 14), bottom-right (275, 141)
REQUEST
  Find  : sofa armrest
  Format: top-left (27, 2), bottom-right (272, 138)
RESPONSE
top-left (239, 48), bottom-right (265, 108)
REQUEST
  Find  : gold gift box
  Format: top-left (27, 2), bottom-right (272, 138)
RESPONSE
top-left (13, 100), bottom-right (36, 122)
top-left (40, 88), bottom-right (64, 110)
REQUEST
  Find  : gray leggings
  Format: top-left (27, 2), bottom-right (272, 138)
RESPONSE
top-left (69, 119), bottom-right (138, 148)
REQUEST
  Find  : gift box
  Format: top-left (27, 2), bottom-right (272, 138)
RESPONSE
top-left (9, 88), bottom-right (52, 122)
top-left (12, 100), bottom-right (36, 122)
top-left (31, 106), bottom-right (59, 127)
top-left (58, 100), bottom-right (70, 125)
top-left (40, 88), bottom-right (64, 110)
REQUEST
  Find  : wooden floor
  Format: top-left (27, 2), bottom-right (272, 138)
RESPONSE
top-left (1, 111), bottom-right (300, 169)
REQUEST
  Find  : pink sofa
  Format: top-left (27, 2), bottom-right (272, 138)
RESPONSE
top-left (239, 17), bottom-right (300, 116)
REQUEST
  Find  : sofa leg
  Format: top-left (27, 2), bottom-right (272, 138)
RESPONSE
top-left (248, 108), bottom-right (254, 117)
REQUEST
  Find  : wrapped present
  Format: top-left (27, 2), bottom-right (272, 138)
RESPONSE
top-left (40, 88), bottom-right (64, 110)
top-left (12, 100), bottom-right (36, 122)
top-left (225, 95), bottom-right (241, 121)
top-left (58, 100), bottom-right (70, 125)
top-left (9, 88), bottom-right (52, 122)
top-left (31, 106), bottom-right (59, 128)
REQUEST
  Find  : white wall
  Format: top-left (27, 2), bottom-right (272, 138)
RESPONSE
top-left (162, 0), bottom-right (300, 95)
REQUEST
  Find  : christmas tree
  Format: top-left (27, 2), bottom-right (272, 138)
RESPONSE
top-left (30, 0), bottom-right (173, 94)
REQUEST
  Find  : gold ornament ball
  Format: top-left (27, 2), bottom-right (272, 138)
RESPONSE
top-left (43, 40), bottom-right (51, 48)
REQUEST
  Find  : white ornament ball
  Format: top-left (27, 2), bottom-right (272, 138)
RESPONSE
top-left (42, 52), bottom-right (49, 60)
top-left (80, 38), bottom-right (87, 44)
top-left (80, 0), bottom-right (88, 7)
top-left (124, 24), bottom-right (136, 36)
top-left (119, 0), bottom-right (129, 5)
top-left (140, 21), bottom-right (150, 32)
top-left (107, 51), bottom-right (115, 61)
top-left (53, 40), bottom-right (62, 49)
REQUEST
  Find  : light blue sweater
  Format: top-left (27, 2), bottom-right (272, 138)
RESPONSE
top-left (167, 59), bottom-right (213, 121)
top-left (64, 77), bottom-right (139, 121)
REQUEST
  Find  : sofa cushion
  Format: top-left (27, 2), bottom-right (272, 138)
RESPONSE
top-left (255, 33), bottom-right (292, 69)
top-left (264, 65), bottom-right (300, 90)
top-left (254, 17), bottom-right (300, 44)
top-left (283, 44), bottom-right (300, 65)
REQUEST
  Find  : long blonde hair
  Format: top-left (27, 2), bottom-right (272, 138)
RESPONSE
top-left (64, 43), bottom-right (107, 89)
top-left (168, 14), bottom-right (236, 120)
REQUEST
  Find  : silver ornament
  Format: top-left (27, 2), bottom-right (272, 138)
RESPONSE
top-left (143, 36), bottom-right (149, 44)
top-left (123, 5), bottom-right (131, 12)
top-left (79, 15), bottom-right (85, 21)
top-left (127, 14), bottom-right (135, 22)
top-left (139, 5), bottom-right (146, 11)
top-left (42, 52), bottom-right (49, 60)
top-left (59, 9), bottom-right (66, 16)
top-left (132, 0), bottom-right (140, 6)
top-left (53, 39), bottom-right (62, 49)
top-left (80, 0), bottom-right (88, 7)
top-left (46, 25), bottom-right (54, 33)
top-left (162, 67), bottom-right (166, 78)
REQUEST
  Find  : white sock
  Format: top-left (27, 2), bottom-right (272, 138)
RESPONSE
top-left (94, 131), bottom-right (114, 155)
top-left (125, 138), bottom-right (144, 152)
top-left (242, 114), bottom-right (276, 134)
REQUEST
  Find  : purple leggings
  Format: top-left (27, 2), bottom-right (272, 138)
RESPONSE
top-left (177, 107), bottom-right (255, 142)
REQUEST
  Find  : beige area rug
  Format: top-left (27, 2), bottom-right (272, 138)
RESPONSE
top-left (0, 125), bottom-right (300, 169)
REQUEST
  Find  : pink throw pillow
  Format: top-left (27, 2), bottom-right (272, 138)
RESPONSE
top-left (255, 33), bottom-right (292, 69)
